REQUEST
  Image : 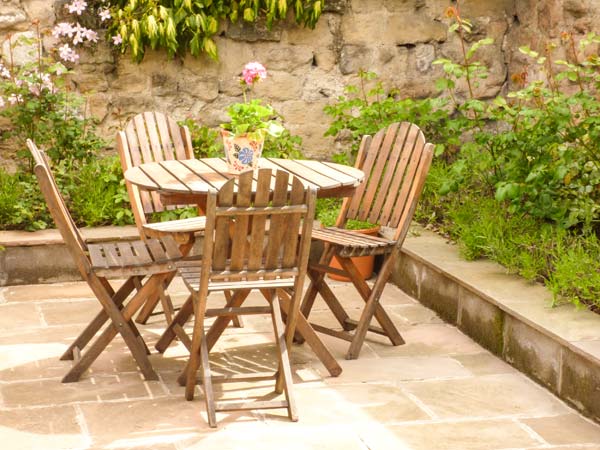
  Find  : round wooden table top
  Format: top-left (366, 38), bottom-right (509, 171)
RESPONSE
top-left (124, 157), bottom-right (365, 199)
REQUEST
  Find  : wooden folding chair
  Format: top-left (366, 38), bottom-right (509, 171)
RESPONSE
top-left (117, 112), bottom-right (242, 328)
top-left (27, 139), bottom-right (183, 382)
top-left (300, 122), bottom-right (434, 359)
top-left (177, 169), bottom-right (316, 427)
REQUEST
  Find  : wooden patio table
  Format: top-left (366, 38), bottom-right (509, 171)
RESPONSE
top-left (124, 157), bottom-right (365, 378)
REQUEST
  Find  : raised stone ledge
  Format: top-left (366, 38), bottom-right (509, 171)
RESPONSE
top-left (1, 224), bottom-right (600, 422)
top-left (395, 227), bottom-right (600, 422)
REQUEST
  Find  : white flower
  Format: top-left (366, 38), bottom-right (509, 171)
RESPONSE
top-left (52, 22), bottom-right (75, 38)
top-left (99, 9), bottom-right (111, 22)
top-left (0, 64), bottom-right (10, 79)
top-left (66, 0), bottom-right (88, 15)
top-left (58, 44), bottom-right (80, 63)
top-left (112, 34), bottom-right (122, 45)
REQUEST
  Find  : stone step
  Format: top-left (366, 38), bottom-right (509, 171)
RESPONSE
top-left (395, 226), bottom-right (600, 423)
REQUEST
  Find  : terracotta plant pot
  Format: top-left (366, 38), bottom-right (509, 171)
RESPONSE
top-left (328, 225), bottom-right (380, 282)
top-left (221, 129), bottom-right (265, 174)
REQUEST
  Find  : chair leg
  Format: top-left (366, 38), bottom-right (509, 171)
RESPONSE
top-left (341, 256), bottom-right (404, 344)
top-left (177, 289), bottom-right (251, 387)
top-left (225, 291), bottom-right (244, 328)
top-left (136, 271), bottom-right (177, 324)
top-left (62, 274), bottom-right (166, 382)
top-left (61, 276), bottom-right (138, 361)
top-left (185, 292), bottom-right (204, 401)
top-left (338, 256), bottom-right (404, 359)
top-left (299, 246), bottom-right (335, 322)
top-left (271, 294), bottom-right (298, 422)
top-left (310, 270), bottom-right (353, 330)
top-left (199, 321), bottom-right (217, 427)
top-left (278, 289), bottom-right (342, 378)
top-left (155, 293), bottom-right (194, 353)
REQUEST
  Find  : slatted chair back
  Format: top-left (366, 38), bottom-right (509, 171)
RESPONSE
top-left (27, 139), bottom-right (91, 280)
top-left (342, 122), bottom-right (434, 245)
top-left (117, 111), bottom-right (194, 233)
top-left (198, 169), bottom-right (315, 292)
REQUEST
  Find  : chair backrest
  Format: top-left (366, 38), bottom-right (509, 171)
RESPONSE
top-left (340, 122), bottom-right (434, 244)
top-left (27, 139), bottom-right (92, 279)
top-left (117, 111), bottom-right (194, 233)
top-left (198, 169), bottom-right (316, 291)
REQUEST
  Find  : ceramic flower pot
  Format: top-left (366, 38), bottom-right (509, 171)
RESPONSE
top-left (328, 225), bottom-right (381, 282)
top-left (221, 129), bottom-right (265, 174)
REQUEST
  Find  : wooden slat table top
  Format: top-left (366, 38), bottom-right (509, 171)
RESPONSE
top-left (124, 158), bottom-right (364, 197)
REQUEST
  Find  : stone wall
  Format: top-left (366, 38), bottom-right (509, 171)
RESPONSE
top-left (1, 0), bottom-right (598, 160)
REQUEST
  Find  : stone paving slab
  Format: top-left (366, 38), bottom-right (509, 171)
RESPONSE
top-left (0, 279), bottom-right (599, 449)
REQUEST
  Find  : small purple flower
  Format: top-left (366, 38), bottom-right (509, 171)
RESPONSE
top-left (238, 147), bottom-right (254, 165)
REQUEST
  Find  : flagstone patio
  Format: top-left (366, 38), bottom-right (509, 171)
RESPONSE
top-left (1, 278), bottom-right (599, 450)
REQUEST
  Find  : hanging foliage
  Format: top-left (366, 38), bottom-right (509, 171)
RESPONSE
top-left (106, 0), bottom-right (324, 62)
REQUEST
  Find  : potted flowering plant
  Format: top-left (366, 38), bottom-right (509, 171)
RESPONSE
top-left (220, 62), bottom-right (284, 173)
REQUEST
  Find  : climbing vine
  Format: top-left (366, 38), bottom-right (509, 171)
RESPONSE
top-left (106, 0), bottom-right (324, 61)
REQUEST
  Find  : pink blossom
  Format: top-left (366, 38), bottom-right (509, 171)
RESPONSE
top-left (8, 94), bottom-right (22, 105)
top-left (0, 97), bottom-right (4, 108)
top-left (66, 0), bottom-right (88, 15)
top-left (72, 24), bottom-right (97, 45)
top-left (52, 22), bottom-right (75, 38)
top-left (28, 83), bottom-right (41, 96)
top-left (15, 79), bottom-right (23, 87)
top-left (242, 61), bottom-right (267, 86)
top-left (58, 44), bottom-right (80, 63)
top-left (99, 9), bottom-right (111, 22)
top-left (112, 34), bottom-right (122, 45)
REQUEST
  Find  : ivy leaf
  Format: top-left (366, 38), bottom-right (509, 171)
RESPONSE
top-left (243, 7), bottom-right (255, 21)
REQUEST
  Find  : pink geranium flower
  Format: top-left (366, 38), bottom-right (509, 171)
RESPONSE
top-left (242, 61), bottom-right (267, 86)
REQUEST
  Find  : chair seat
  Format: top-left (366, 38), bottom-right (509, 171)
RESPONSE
top-left (311, 227), bottom-right (395, 257)
top-left (88, 236), bottom-right (182, 277)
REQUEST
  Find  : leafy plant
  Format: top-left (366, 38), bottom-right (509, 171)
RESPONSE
top-left (221, 62), bottom-right (283, 139)
top-left (315, 198), bottom-right (377, 230)
top-left (0, 22), bottom-right (106, 172)
top-left (106, 0), bottom-right (323, 61)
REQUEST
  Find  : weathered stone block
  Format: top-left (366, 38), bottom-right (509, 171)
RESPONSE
top-left (390, 252), bottom-right (420, 299)
top-left (418, 264), bottom-right (459, 324)
top-left (341, 12), bottom-right (389, 45)
top-left (253, 70), bottom-right (304, 101)
top-left (1, 245), bottom-right (78, 285)
top-left (339, 45), bottom-right (376, 75)
top-left (458, 287), bottom-right (504, 355)
top-left (561, 347), bottom-right (600, 421)
top-left (503, 315), bottom-right (561, 393)
top-left (0, 3), bottom-right (27, 31)
top-left (22, 0), bottom-right (56, 28)
top-left (1, 31), bottom-right (37, 66)
top-left (225, 20), bottom-right (282, 42)
top-left (388, 14), bottom-right (447, 44)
